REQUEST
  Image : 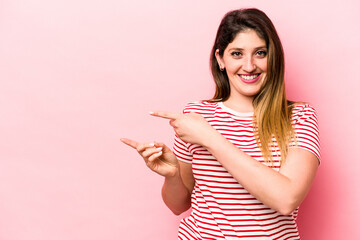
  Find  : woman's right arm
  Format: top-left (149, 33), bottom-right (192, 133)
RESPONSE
top-left (120, 138), bottom-right (194, 215)
top-left (162, 160), bottom-right (194, 215)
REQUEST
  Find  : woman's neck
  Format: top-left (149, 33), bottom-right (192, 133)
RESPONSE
top-left (223, 95), bottom-right (254, 113)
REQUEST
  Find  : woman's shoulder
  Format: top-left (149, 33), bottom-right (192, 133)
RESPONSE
top-left (291, 102), bottom-right (318, 124)
top-left (291, 102), bottom-right (317, 113)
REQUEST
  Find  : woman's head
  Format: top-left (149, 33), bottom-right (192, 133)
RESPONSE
top-left (214, 28), bottom-right (268, 107)
top-left (210, 8), bottom-right (285, 102)
top-left (210, 8), bottom-right (294, 165)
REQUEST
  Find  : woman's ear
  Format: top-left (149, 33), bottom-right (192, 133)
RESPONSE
top-left (215, 49), bottom-right (225, 70)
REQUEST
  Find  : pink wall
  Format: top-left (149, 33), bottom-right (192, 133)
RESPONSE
top-left (1, 0), bottom-right (359, 239)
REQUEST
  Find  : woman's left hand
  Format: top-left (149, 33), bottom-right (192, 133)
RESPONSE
top-left (150, 111), bottom-right (218, 146)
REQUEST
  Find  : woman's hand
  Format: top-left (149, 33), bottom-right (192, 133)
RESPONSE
top-left (120, 138), bottom-right (179, 177)
top-left (150, 111), bottom-right (218, 146)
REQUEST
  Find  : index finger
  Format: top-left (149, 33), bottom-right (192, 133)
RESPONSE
top-left (120, 138), bottom-right (139, 149)
top-left (150, 111), bottom-right (182, 120)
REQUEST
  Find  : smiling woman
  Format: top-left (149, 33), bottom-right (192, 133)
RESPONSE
top-left (121, 8), bottom-right (319, 240)
top-left (215, 29), bottom-right (268, 110)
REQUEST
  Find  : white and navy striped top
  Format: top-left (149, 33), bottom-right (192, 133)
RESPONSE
top-left (173, 101), bottom-right (320, 240)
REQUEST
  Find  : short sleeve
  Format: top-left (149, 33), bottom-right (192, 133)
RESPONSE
top-left (173, 134), bottom-right (193, 163)
top-left (172, 104), bottom-right (194, 164)
top-left (290, 104), bottom-right (320, 161)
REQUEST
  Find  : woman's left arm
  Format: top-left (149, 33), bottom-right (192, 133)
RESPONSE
top-left (151, 111), bottom-right (319, 215)
top-left (203, 130), bottom-right (318, 215)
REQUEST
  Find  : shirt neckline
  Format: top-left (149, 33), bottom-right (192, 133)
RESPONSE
top-left (217, 102), bottom-right (254, 118)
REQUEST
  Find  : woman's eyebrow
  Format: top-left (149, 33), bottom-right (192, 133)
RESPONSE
top-left (228, 46), bottom-right (267, 52)
top-left (254, 46), bottom-right (267, 50)
top-left (228, 47), bottom-right (244, 51)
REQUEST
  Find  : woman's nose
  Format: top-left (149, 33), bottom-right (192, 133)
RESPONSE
top-left (242, 57), bottom-right (256, 72)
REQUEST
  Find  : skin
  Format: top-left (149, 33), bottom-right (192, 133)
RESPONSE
top-left (215, 28), bottom-right (268, 112)
top-left (121, 29), bottom-right (318, 216)
top-left (120, 138), bottom-right (193, 214)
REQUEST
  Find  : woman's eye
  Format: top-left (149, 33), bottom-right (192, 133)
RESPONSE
top-left (256, 50), bottom-right (267, 57)
top-left (231, 51), bottom-right (242, 57)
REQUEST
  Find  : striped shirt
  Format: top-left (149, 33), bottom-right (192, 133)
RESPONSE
top-left (173, 101), bottom-right (320, 240)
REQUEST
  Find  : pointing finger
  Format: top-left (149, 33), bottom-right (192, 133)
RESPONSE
top-left (136, 142), bottom-right (155, 152)
top-left (150, 111), bottom-right (182, 120)
top-left (120, 138), bottom-right (139, 149)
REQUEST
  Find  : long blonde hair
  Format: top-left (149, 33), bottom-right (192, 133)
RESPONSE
top-left (209, 8), bottom-right (295, 165)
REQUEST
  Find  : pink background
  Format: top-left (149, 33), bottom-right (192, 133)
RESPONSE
top-left (1, 0), bottom-right (359, 239)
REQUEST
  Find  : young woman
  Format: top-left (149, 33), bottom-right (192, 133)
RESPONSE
top-left (121, 8), bottom-right (319, 240)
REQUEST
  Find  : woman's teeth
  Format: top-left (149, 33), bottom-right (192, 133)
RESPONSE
top-left (240, 74), bottom-right (259, 80)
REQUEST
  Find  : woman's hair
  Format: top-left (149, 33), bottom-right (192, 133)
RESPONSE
top-left (209, 8), bottom-right (295, 165)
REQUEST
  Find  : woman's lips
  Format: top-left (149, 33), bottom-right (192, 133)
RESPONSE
top-left (238, 73), bottom-right (261, 83)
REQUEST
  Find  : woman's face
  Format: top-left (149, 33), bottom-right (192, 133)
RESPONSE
top-left (216, 29), bottom-right (268, 103)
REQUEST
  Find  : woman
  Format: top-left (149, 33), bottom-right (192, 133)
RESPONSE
top-left (121, 8), bottom-right (319, 239)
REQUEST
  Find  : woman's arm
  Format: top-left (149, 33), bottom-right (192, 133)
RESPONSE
top-left (150, 111), bottom-right (319, 215)
top-left (202, 131), bottom-right (318, 215)
top-left (162, 161), bottom-right (194, 215)
top-left (121, 139), bottom-right (194, 215)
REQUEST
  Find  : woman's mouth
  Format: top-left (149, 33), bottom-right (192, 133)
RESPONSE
top-left (238, 73), bottom-right (261, 83)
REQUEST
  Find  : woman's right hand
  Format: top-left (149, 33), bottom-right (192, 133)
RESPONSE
top-left (120, 138), bottom-right (179, 177)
